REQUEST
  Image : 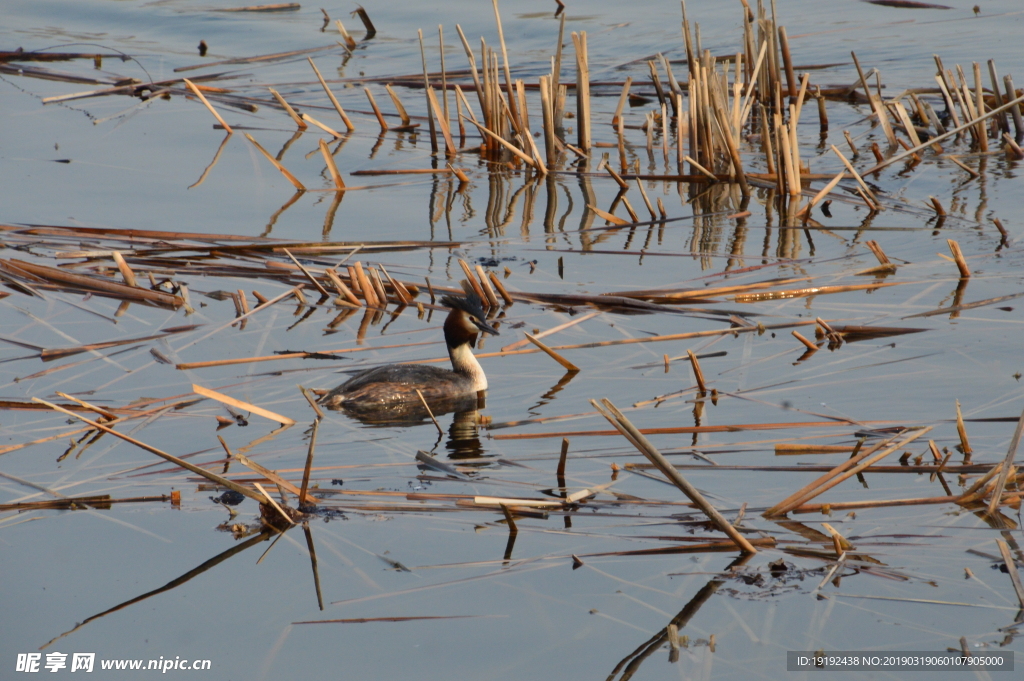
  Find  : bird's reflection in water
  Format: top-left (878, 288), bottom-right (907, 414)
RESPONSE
top-left (445, 407), bottom-right (484, 459)
top-left (326, 391), bottom-right (487, 459)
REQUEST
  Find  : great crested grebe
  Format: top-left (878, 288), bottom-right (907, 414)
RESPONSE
top-left (321, 294), bottom-right (498, 416)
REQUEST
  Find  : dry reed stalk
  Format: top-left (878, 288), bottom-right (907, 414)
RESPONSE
top-left (427, 87), bottom-right (456, 156)
top-left (526, 334), bottom-right (579, 372)
top-left (993, 218), bottom-right (1009, 241)
top-left (236, 289), bottom-right (251, 316)
top-left (368, 267), bottom-right (389, 305)
top-left (474, 265), bottom-right (500, 308)
top-left (586, 204), bottom-right (630, 226)
top-left (299, 386), bottom-right (324, 420)
top-left (865, 240), bottom-right (893, 267)
top-left (822, 522), bottom-right (853, 554)
top-left (893, 101), bottom-right (922, 148)
top-left (996, 540), bottom-right (1024, 609)
top-left (843, 129), bottom-right (858, 157)
top-left (766, 427), bottom-right (933, 516)
top-left (947, 240), bottom-right (971, 278)
top-left (415, 389), bottom-right (444, 436)
top-left (382, 84), bottom-right (412, 128)
top-left (972, 62), bottom-right (988, 151)
top-left (734, 280), bottom-right (905, 302)
top-left (592, 398), bottom-right (757, 553)
top-left (4, 259), bottom-right (182, 307)
top-left (378, 265), bottom-right (411, 306)
top-left (352, 262), bottom-right (378, 306)
top-left (791, 331), bottom-right (818, 351)
top-left (457, 258), bottom-right (486, 300)
top-left (1003, 133), bottom-right (1024, 159)
top-left (777, 26), bottom-right (796, 97)
top-left (573, 31), bottom-right (591, 150)
top-left (686, 349), bottom-right (707, 392)
top-left (556, 437), bottom-right (569, 487)
top-left (253, 482), bottom-right (295, 525)
top-left (867, 91), bottom-right (1024, 174)
top-left (851, 52), bottom-right (896, 146)
top-left (182, 78), bottom-right (232, 133)
top-left (193, 384), bottom-right (295, 425)
top-left (307, 57), bottom-right (354, 131)
top-left (1004, 75), bottom-right (1024, 139)
top-left (268, 88), bottom-right (307, 129)
top-left (604, 163), bottom-right (628, 189)
top-left (490, 0), bottom-right (518, 132)
top-left (790, 494), bottom-right (961, 514)
top-left (619, 197), bottom-right (640, 223)
top-left (681, 155), bottom-right (717, 183)
top-left (363, 88), bottom-right (389, 132)
top-left (462, 116), bottom-right (536, 167)
top-left (800, 170), bottom-right (845, 217)
top-left (34, 398), bottom-right (271, 504)
top-left (829, 145), bottom-right (878, 208)
top-left (223, 440), bottom-right (304, 498)
top-left (958, 463), bottom-right (1006, 504)
top-left (334, 18), bottom-right (356, 49)
top-left (896, 137), bottom-right (921, 164)
top-left (772, 437), bottom-right (894, 513)
top-left (952, 400), bottom-right (973, 460)
top-left (297, 418), bottom-right (320, 506)
top-left (111, 252), bottom-right (137, 287)
top-left (454, 25), bottom-right (483, 109)
top-left (775, 444), bottom-right (856, 455)
top-left (487, 271), bottom-right (513, 305)
top-left (634, 178), bottom-right (658, 220)
top-left (986, 406), bottom-right (1024, 514)
top-left (539, 75), bottom-right (556, 167)
top-left (416, 29), bottom-right (439, 154)
top-left (945, 155), bottom-right (979, 177)
top-left (300, 113), bottom-right (341, 138)
top-left (282, 248), bottom-right (330, 297)
top-left (244, 134), bottom-right (305, 190)
top-left (317, 139), bottom-right (345, 190)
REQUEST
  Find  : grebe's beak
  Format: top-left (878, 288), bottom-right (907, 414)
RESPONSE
top-left (471, 317), bottom-right (499, 336)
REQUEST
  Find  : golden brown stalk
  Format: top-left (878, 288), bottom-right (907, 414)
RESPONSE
top-left (308, 57), bottom-right (354, 131)
top-left (268, 88), bottom-right (307, 129)
top-left (686, 349), bottom-right (707, 392)
top-left (182, 78), bottom-right (233, 133)
top-left (947, 240), bottom-right (970, 278)
top-left (526, 334), bottom-right (580, 372)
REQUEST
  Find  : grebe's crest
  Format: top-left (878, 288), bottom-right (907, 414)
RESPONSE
top-left (441, 294), bottom-right (499, 337)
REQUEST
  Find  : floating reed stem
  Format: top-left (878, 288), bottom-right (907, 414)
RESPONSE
top-left (765, 427), bottom-right (933, 516)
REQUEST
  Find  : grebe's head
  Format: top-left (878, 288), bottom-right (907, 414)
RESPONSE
top-left (441, 294), bottom-right (499, 346)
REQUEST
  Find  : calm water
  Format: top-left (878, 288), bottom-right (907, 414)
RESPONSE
top-left (2, 1), bottom-right (1024, 679)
